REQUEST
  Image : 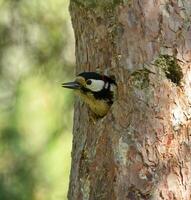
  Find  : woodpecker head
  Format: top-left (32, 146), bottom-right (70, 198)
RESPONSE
top-left (62, 72), bottom-right (117, 117)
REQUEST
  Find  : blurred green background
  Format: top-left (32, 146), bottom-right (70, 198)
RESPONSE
top-left (0, 0), bottom-right (75, 199)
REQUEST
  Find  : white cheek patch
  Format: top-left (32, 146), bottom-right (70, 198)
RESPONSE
top-left (86, 79), bottom-right (105, 92)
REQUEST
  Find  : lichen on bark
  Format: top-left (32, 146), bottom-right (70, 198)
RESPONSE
top-left (154, 55), bottom-right (183, 85)
top-left (131, 69), bottom-right (150, 89)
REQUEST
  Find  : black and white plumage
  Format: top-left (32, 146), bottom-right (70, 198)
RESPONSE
top-left (62, 72), bottom-right (117, 117)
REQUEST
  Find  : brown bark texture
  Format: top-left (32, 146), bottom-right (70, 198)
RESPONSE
top-left (68, 0), bottom-right (191, 199)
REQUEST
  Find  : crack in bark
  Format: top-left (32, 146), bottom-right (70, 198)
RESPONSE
top-left (178, 161), bottom-right (185, 188)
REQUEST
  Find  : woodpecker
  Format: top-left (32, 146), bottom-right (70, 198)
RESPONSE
top-left (62, 72), bottom-right (117, 117)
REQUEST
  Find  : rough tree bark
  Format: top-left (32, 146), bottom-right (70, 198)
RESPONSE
top-left (68, 0), bottom-right (191, 199)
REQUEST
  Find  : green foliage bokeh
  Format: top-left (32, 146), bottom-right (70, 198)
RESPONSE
top-left (0, 0), bottom-right (74, 199)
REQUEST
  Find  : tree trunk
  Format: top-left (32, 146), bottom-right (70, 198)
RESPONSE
top-left (68, 0), bottom-right (191, 199)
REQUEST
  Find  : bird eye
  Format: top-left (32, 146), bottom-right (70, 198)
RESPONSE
top-left (86, 79), bottom-right (92, 85)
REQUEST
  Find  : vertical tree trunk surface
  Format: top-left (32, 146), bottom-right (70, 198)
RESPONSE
top-left (68, 0), bottom-right (191, 199)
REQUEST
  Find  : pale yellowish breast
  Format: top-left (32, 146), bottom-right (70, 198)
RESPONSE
top-left (75, 91), bottom-right (110, 117)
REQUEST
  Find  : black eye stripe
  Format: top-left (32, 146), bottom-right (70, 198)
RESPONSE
top-left (86, 79), bottom-right (92, 85)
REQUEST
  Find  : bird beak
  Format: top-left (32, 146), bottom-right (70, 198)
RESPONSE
top-left (62, 81), bottom-right (81, 89)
